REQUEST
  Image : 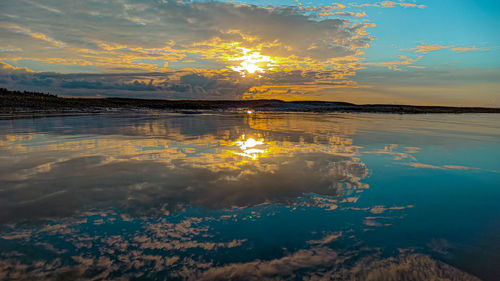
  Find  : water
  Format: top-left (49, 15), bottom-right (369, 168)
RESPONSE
top-left (0, 112), bottom-right (498, 280)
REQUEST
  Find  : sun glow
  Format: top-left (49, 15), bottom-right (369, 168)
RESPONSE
top-left (233, 134), bottom-right (265, 159)
top-left (229, 48), bottom-right (276, 77)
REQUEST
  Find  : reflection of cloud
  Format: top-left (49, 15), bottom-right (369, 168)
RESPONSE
top-left (0, 211), bottom-right (248, 279)
top-left (307, 232), bottom-right (342, 245)
top-left (363, 144), bottom-right (418, 161)
top-left (196, 250), bottom-right (480, 281)
top-left (427, 238), bottom-right (453, 255)
top-left (0, 206), bottom-right (481, 281)
top-left (0, 113), bottom-right (369, 224)
top-left (0, 152), bottom-right (368, 224)
top-left (0, 246), bottom-right (482, 280)
top-left (200, 247), bottom-right (339, 280)
top-left (337, 253), bottom-right (480, 281)
top-left (1, 202), bottom-right (483, 281)
top-left (369, 205), bottom-right (414, 214)
top-left (407, 163), bottom-right (473, 170)
top-left (363, 218), bottom-right (382, 227)
top-left (0, 230), bottom-right (32, 240)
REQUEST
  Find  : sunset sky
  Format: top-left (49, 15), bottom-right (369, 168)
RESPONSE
top-left (1, 0), bottom-right (499, 106)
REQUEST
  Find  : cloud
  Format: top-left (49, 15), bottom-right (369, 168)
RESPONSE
top-left (0, 0), bottom-right (372, 71)
top-left (0, 60), bottom-right (368, 99)
top-left (0, 0), bottom-right (376, 99)
top-left (22, 0), bottom-right (63, 14)
top-left (1, 0), bottom-right (496, 104)
top-left (320, 11), bottom-right (368, 17)
top-left (0, 22), bottom-right (65, 47)
top-left (364, 55), bottom-right (422, 71)
top-left (0, 62), bottom-right (251, 99)
top-left (409, 44), bottom-right (490, 54)
top-left (357, 1), bottom-right (426, 8)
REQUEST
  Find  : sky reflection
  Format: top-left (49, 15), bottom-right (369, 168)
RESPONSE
top-left (0, 113), bottom-right (368, 225)
top-left (0, 113), bottom-right (499, 280)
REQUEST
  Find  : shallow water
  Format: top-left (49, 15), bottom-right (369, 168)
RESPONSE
top-left (0, 112), bottom-right (499, 280)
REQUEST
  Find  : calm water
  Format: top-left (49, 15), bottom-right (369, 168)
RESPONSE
top-left (0, 112), bottom-right (499, 280)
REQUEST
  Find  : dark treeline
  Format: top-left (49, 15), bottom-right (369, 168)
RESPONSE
top-left (1, 88), bottom-right (499, 114)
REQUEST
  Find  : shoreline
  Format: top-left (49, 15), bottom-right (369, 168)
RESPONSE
top-left (2, 88), bottom-right (499, 115)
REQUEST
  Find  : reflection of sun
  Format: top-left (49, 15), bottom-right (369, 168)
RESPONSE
top-left (233, 134), bottom-right (266, 159)
top-left (229, 48), bottom-right (275, 77)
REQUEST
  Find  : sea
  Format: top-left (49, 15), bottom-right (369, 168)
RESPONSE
top-left (0, 112), bottom-right (499, 280)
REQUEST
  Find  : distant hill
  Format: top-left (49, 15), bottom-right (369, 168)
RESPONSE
top-left (1, 88), bottom-right (499, 114)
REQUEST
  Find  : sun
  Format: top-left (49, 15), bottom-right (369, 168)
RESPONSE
top-left (229, 47), bottom-right (275, 77)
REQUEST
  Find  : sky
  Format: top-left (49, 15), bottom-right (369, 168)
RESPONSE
top-left (0, 0), bottom-right (499, 106)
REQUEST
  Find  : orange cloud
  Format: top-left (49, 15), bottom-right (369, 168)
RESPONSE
top-left (409, 44), bottom-right (490, 54)
top-left (364, 55), bottom-right (422, 71)
top-left (357, 1), bottom-right (426, 8)
top-left (0, 23), bottom-right (65, 47)
top-left (329, 11), bottom-right (367, 17)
